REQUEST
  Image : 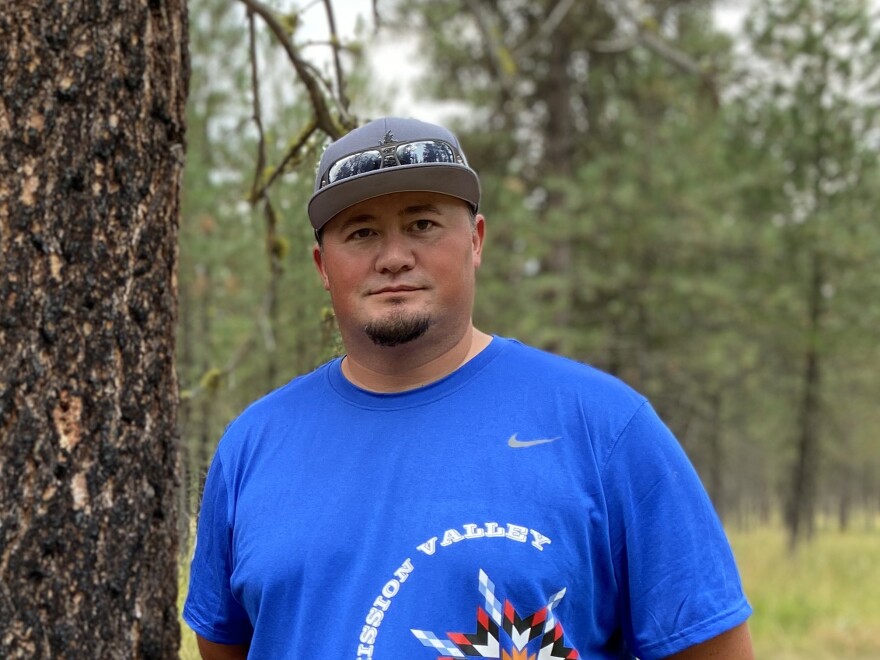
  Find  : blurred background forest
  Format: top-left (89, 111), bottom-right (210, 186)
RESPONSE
top-left (179, 0), bottom-right (880, 543)
top-left (177, 0), bottom-right (880, 654)
top-left (178, 0), bottom-right (880, 658)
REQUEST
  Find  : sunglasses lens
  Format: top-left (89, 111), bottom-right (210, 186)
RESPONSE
top-left (328, 150), bottom-right (382, 183)
top-left (396, 141), bottom-right (456, 165)
top-left (323, 140), bottom-right (459, 188)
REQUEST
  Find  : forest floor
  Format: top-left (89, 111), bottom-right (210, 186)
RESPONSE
top-left (178, 520), bottom-right (880, 659)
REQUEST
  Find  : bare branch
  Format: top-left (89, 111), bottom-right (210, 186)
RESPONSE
top-left (515, 0), bottom-right (577, 59)
top-left (236, 0), bottom-right (355, 138)
top-left (614, 1), bottom-right (717, 94)
top-left (463, 0), bottom-right (516, 107)
top-left (247, 10), bottom-right (268, 203)
top-left (322, 0), bottom-right (352, 119)
top-left (371, 0), bottom-right (381, 28)
top-left (251, 118), bottom-right (319, 202)
top-left (637, 28), bottom-right (707, 79)
top-left (246, 10), bottom-right (281, 383)
top-left (182, 0), bottom-right (361, 403)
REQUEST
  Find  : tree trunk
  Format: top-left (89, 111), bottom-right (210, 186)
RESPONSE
top-left (786, 250), bottom-right (824, 552)
top-left (537, 14), bottom-right (575, 356)
top-left (0, 1), bottom-right (188, 657)
top-left (706, 391), bottom-right (725, 521)
top-left (837, 492), bottom-right (850, 533)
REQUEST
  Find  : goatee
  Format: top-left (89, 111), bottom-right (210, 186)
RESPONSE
top-left (364, 313), bottom-right (431, 347)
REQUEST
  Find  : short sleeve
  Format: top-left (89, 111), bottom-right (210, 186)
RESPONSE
top-left (183, 453), bottom-right (253, 645)
top-left (602, 402), bottom-right (751, 659)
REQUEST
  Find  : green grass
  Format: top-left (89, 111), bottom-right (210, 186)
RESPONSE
top-left (729, 520), bottom-right (880, 660)
top-left (176, 521), bottom-right (880, 659)
top-left (178, 551), bottom-right (200, 660)
top-left (180, 624), bottom-right (199, 660)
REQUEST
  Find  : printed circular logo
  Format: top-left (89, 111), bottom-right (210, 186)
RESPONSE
top-left (354, 521), bottom-right (580, 659)
top-left (412, 569), bottom-right (579, 659)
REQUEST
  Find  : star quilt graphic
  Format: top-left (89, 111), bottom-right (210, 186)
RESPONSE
top-left (411, 570), bottom-right (580, 659)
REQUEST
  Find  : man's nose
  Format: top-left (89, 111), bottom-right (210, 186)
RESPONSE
top-left (374, 233), bottom-right (416, 273)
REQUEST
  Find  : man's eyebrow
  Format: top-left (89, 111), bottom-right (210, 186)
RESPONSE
top-left (335, 213), bottom-right (376, 231)
top-left (334, 204), bottom-right (442, 231)
top-left (400, 204), bottom-right (442, 217)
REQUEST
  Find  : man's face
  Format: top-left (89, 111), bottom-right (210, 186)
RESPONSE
top-left (313, 191), bottom-right (485, 350)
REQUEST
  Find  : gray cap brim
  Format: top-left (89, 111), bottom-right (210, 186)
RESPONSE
top-left (308, 163), bottom-right (480, 231)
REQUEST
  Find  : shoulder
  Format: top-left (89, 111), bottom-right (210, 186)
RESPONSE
top-left (491, 337), bottom-right (647, 410)
top-left (485, 338), bottom-right (651, 455)
top-left (215, 359), bottom-right (338, 457)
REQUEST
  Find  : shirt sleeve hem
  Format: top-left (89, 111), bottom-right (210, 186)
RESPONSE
top-left (182, 603), bottom-right (252, 646)
top-left (636, 598), bottom-right (753, 659)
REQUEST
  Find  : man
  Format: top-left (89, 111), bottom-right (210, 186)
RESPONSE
top-left (184, 117), bottom-right (754, 659)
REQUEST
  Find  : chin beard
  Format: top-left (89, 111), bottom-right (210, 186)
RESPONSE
top-left (364, 312), bottom-right (431, 347)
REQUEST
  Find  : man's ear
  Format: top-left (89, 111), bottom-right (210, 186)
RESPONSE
top-left (472, 214), bottom-right (486, 269)
top-left (313, 244), bottom-right (330, 291)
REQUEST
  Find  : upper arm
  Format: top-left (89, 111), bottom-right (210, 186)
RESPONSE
top-left (665, 623), bottom-right (754, 660)
top-left (183, 453), bottom-right (253, 645)
top-left (601, 403), bottom-right (753, 655)
top-left (196, 635), bottom-right (250, 660)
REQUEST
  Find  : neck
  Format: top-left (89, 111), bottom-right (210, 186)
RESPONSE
top-left (341, 326), bottom-right (492, 393)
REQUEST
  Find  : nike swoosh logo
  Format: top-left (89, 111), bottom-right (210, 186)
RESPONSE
top-left (507, 433), bottom-right (560, 449)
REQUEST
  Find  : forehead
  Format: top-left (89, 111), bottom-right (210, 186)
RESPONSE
top-left (325, 191), bottom-right (470, 228)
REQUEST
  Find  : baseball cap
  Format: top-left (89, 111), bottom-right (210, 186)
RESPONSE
top-left (308, 117), bottom-right (481, 231)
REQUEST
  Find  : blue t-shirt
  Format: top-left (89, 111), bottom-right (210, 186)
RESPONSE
top-left (184, 337), bottom-right (750, 659)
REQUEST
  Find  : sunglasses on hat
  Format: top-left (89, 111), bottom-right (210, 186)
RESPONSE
top-left (319, 139), bottom-right (466, 189)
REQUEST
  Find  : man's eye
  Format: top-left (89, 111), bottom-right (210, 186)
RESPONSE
top-left (412, 219), bottom-right (435, 232)
top-left (348, 228), bottom-right (374, 240)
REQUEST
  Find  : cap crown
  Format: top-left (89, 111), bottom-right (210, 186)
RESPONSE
top-left (308, 117), bottom-right (481, 231)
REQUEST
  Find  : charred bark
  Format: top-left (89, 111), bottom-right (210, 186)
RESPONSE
top-left (0, 1), bottom-right (188, 657)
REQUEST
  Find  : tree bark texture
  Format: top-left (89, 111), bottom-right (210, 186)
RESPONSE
top-left (0, 1), bottom-right (188, 657)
